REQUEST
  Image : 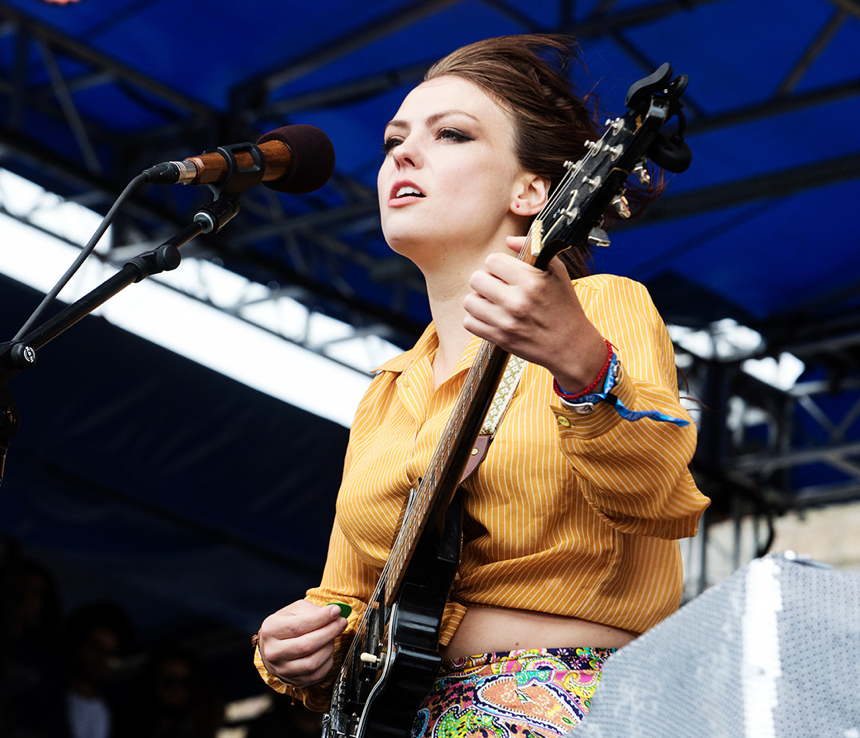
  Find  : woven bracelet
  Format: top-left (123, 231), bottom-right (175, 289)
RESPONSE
top-left (553, 338), bottom-right (614, 402)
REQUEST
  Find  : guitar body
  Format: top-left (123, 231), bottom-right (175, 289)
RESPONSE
top-left (324, 496), bottom-right (463, 738)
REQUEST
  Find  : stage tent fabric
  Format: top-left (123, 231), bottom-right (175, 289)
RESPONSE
top-left (1, 0), bottom-right (860, 701)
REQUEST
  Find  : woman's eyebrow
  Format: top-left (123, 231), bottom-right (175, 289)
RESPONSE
top-left (426, 109), bottom-right (480, 127)
top-left (385, 109), bottom-right (480, 131)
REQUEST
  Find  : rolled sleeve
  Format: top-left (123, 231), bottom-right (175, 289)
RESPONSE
top-left (551, 276), bottom-right (708, 539)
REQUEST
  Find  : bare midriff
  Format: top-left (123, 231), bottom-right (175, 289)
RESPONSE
top-left (441, 606), bottom-right (638, 660)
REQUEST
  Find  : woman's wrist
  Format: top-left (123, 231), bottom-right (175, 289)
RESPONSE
top-left (553, 338), bottom-right (614, 402)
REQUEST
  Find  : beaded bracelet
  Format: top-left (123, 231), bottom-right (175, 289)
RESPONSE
top-left (552, 338), bottom-right (614, 402)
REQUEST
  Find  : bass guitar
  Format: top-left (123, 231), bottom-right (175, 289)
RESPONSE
top-left (322, 62), bottom-right (692, 738)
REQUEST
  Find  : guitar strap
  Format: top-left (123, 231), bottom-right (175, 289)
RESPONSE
top-left (458, 354), bottom-right (526, 483)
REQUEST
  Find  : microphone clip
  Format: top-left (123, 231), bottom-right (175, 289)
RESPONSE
top-left (207, 142), bottom-right (266, 198)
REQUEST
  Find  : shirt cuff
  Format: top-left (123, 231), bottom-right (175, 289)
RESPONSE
top-left (253, 645), bottom-right (333, 712)
top-left (254, 644), bottom-right (290, 694)
top-left (557, 353), bottom-right (689, 427)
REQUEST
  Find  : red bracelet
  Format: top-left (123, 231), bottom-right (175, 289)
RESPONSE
top-left (553, 338), bottom-right (614, 401)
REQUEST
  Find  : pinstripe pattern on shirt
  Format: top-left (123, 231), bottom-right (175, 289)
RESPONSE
top-left (259, 274), bottom-right (709, 710)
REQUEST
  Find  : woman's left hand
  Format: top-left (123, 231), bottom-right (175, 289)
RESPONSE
top-left (464, 236), bottom-right (607, 394)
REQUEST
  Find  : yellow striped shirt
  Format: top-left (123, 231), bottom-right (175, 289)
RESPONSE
top-left (256, 273), bottom-right (710, 709)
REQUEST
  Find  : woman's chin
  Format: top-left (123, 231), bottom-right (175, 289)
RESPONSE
top-left (383, 231), bottom-right (433, 260)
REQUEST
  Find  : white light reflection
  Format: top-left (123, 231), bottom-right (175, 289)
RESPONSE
top-left (0, 169), bottom-right (403, 427)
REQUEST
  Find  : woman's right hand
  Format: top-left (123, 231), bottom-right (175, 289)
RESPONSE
top-left (256, 599), bottom-right (349, 687)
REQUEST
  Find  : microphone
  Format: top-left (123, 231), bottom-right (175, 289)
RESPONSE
top-left (144, 124), bottom-right (335, 194)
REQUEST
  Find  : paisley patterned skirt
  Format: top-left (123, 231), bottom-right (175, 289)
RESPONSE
top-left (410, 647), bottom-right (615, 738)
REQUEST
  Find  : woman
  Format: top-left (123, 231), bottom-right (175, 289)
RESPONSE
top-left (254, 35), bottom-right (709, 736)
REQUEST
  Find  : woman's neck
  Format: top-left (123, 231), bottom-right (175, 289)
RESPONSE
top-left (422, 256), bottom-right (487, 389)
top-left (408, 224), bottom-right (526, 388)
top-left (427, 294), bottom-right (473, 389)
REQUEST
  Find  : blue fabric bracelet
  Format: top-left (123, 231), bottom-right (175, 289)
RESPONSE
top-left (560, 352), bottom-right (690, 427)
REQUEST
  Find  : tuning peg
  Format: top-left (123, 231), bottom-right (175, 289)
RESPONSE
top-left (583, 175), bottom-right (603, 192)
top-left (633, 160), bottom-right (651, 185)
top-left (604, 117), bottom-right (624, 134)
top-left (588, 227), bottom-right (611, 248)
top-left (612, 195), bottom-right (631, 219)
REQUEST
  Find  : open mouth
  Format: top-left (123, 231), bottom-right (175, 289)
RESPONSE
top-left (394, 185), bottom-right (425, 199)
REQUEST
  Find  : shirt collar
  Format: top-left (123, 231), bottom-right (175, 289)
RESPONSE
top-left (373, 322), bottom-right (484, 378)
top-left (372, 322), bottom-right (439, 375)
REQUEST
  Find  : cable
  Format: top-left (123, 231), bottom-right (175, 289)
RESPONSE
top-left (13, 171), bottom-right (150, 341)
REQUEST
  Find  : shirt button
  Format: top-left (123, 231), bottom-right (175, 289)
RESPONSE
top-left (556, 416), bottom-right (571, 428)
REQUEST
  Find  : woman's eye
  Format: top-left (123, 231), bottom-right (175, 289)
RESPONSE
top-left (439, 128), bottom-right (471, 143)
top-left (382, 137), bottom-right (402, 154)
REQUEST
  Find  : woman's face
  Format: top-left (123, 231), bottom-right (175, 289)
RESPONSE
top-left (377, 76), bottom-right (533, 264)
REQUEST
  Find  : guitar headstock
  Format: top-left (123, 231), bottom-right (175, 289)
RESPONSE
top-left (530, 63), bottom-right (691, 271)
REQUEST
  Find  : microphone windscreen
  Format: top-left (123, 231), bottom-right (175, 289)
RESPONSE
top-left (256, 125), bottom-right (335, 194)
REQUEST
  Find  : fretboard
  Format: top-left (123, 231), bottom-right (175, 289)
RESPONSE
top-left (383, 337), bottom-right (511, 605)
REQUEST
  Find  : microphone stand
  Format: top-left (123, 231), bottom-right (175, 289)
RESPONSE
top-left (0, 195), bottom-right (241, 485)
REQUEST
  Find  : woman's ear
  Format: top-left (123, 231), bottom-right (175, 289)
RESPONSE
top-left (511, 173), bottom-right (550, 216)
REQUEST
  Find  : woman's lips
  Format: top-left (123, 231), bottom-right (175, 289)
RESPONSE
top-left (389, 181), bottom-right (425, 205)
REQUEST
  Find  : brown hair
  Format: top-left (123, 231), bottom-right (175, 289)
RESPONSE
top-left (425, 35), bottom-right (604, 278)
top-left (426, 35), bottom-right (598, 191)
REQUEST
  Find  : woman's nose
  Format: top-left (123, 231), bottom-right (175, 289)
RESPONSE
top-left (392, 136), bottom-right (421, 169)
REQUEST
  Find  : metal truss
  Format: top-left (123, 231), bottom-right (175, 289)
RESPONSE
top-left (1, 1), bottom-right (858, 346)
top-left (1, 0), bottom-right (860, 499)
top-left (694, 301), bottom-right (860, 511)
top-left (674, 315), bottom-right (860, 590)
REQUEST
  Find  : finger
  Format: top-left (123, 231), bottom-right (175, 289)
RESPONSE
top-left (465, 275), bottom-right (534, 334)
top-left (479, 261), bottom-right (551, 322)
top-left (269, 639), bottom-right (337, 687)
top-left (467, 268), bottom-right (507, 307)
top-left (484, 250), bottom-right (543, 283)
top-left (264, 600), bottom-right (344, 640)
top-left (462, 291), bottom-right (505, 335)
top-left (505, 235), bottom-right (578, 283)
top-left (259, 616), bottom-right (347, 682)
top-left (261, 612), bottom-right (347, 660)
top-left (505, 235), bottom-right (527, 254)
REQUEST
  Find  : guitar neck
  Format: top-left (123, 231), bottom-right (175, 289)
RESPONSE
top-left (384, 339), bottom-right (510, 605)
top-left (383, 234), bottom-right (549, 606)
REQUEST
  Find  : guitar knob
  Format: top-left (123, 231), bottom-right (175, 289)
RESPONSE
top-left (604, 117), bottom-right (624, 134)
top-left (633, 161), bottom-right (651, 185)
top-left (360, 652), bottom-right (380, 665)
top-left (606, 144), bottom-right (623, 161)
top-left (588, 227), bottom-right (611, 249)
top-left (612, 195), bottom-right (631, 219)
top-left (584, 175), bottom-right (603, 192)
